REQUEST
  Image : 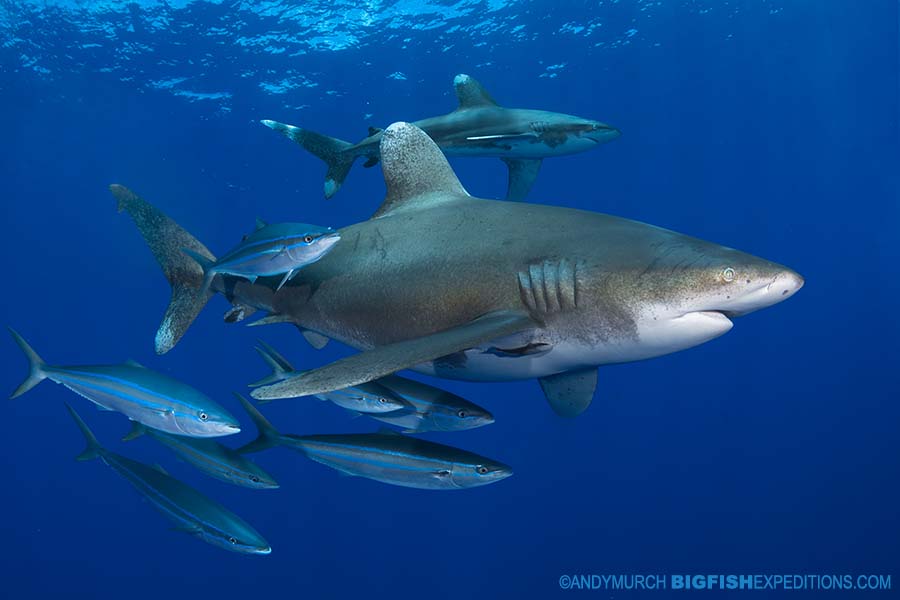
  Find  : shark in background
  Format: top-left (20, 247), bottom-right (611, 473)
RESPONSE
top-left (112, 121), bottom-right (803, 419)
top-left (261, 73), bottom-right (620, 201)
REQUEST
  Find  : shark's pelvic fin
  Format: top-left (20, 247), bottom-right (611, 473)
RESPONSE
top-left (250, 309), bottom-right (535, 400)
top-left (453, 74), bottom-right (498, 109)
top-left (538, 367), bottom-right (598, 417)
top-left (260, 120), bottom-right (355, 199)
top-left (112, 184), bottom-right (216, 355)
top-left (502, 158), bottom-right (542, 202)
top-left (373, 122), bottom-right (470, 219)
top-left (302, 330), bottom-right (330, 350)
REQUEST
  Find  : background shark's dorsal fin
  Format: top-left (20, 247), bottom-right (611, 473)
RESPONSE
top-left (453, 74), bottom-right (498, 110)
top-left (255, 217), bottom-right (268, 231)
top-left (373, 122), bottom-right (469, 219)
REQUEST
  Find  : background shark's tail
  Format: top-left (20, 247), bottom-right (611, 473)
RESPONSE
top-left (110, 184), bottom-right (216, 355)
top-left (65, 403), bottom-right (105, 462)
top-left (261, 120), bottom-right (357, 199)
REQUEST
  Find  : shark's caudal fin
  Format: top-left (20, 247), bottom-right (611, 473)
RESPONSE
top-left (260, 120), bottom-right (356, 199)
top-left (8, 328), bottom-right (48, 399)
top-left (250, 340), bottom-right (296, 388)
top-left (373, 121), bottom-right (470, 219)
top-left (234, 393), bottom-right (283, 454)
top-left (111, 184), bottom-right (216, 354)
top-left (65, 403), bottom-right (105, 461)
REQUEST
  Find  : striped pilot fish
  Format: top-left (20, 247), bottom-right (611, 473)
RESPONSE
top-left (123, 421), bottom-right (279, 489)
top-left (252, 340), bottom-right (494, 432)
top-left (250, 340), bottom-right (408, 414)
top-left (9, 328), bottom-right (239, 437)
top-left (235, 394), bottom-right (512, 490)
top-left (183, 219), bottom-right (340, 294)
top-left (66, 404), bottom-right (270, 555)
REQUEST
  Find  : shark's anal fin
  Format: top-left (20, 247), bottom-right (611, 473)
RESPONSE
top-left (251, 310), bottom-right (535, 400)
top-left (538, 367), bottom-right (598, 418)
top-left (453, 74), bottom-right (498, 109)
top-left (502, 158), bottom-right (542, 202)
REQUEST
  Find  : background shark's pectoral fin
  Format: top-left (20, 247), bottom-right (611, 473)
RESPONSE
top-left (251, 310), bottom-right (536, 400)
top-left (538, 367), bottom-right (598, 417)
top-left (502, 158), bottom-right (542, 202)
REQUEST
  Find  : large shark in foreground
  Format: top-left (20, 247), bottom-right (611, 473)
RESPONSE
top-left (113, 122), bottom-right (803, 417)
top-left (262, 73), bottom-right (620, 201)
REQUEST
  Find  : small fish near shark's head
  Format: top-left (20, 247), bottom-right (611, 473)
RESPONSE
top-left (429, 400), bottom-right (495, 432)
top-left (173, 404), bottom-right (241, 437)
top-left (627, 237), bottom-right (804, 357)
top-left (450, 458), bottom-right (513, 489)
top-left (201, 526), bottom-right (271, 555)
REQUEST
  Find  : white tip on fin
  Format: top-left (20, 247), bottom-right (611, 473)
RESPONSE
top-left (374, 122), bottom-right (468, 219)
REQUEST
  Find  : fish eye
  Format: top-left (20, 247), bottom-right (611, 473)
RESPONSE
top-left (228, 537), bottom-right (237, 545)
top-left (250, 475), bottom-right (260, 483)
top-left (477, 466), bottom-right (489, 475)
top-left (457, 410), bottom-right (468, 418)
top-left (303, 235), bottom-right (314, 244)
top-left (722, 267), bottom-right (736, 282)
top-left (378, 397), bottom-right (387, 403)
top-left (199, 412), bottom-right (208, 421)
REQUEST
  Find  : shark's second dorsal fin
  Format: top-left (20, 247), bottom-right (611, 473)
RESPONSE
top-left (453, 74), bottom-right (498, 109)
top-left (373, 122), bottom-right (469, 219)
top-left (255, 217), bottom-right (268, 231)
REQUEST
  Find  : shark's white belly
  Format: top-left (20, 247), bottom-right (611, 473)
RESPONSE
top-left (409, 310), bottom-right (734, 382)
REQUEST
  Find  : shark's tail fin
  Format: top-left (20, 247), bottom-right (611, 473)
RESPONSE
top-left (8, 328), bottom-right (48, 399)
top-left (65, 403), bottom-right (105, 461)
top-left (249, 340), bottom-right (297, 387)
top-left (111, 184), bottom-right (217, 354)
top-left (261, 120), bottom-right (356, 199)
top-left (233, 393), bottom-right (283, 454)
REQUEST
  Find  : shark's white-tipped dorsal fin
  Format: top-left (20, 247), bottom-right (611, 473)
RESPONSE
top-left (453, 74), bottom-right (498, 109)
top-left (374, 122), bottom-right (469, 219)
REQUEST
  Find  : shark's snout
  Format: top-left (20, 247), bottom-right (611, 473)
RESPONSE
top-left (585, 122), bottom-right (621, 144)
top-left (768, 269), bottom-right (804, 299)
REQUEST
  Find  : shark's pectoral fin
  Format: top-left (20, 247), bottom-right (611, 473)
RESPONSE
top-left (251, 310), bottom-right (535, 400)
top-left (538, 367), bottom-right (597, 418)
top-left (502, 158), bottom-right (542, 202)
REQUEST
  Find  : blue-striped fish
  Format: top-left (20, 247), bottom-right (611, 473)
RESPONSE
top-left (250, 340), bottom-right (407, 414)
top-left (235, 395), bottom-right (512, 490)
top-left (66, 403), bottom-right (270, 555)
top-left (252, 340), bottom-right (493, 432)
top-left (183, 220), bottom-right (340, 294)
top-left (9, 328), bottom-right (239, 437)
top-left (123, 421), bottom-right (278, 489)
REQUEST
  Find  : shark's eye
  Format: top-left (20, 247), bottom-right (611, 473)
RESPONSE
top-left (303, 235), bottom-right (314, 244)
top-left (457, 410), bottom-right (468, 418)
top-left (477, 466), bottom-right (489, 475)
top-left (722, 267), bottom-right (736, 282)
top-left (199, 412), bottom-right (208, 421)
top-left (229, 537), bottom-right (237, 545)
top-left (250, 475), bottom-right (260, 483)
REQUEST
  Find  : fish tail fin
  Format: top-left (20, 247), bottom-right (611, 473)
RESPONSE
top-left (8, 328), bottom-right (48, 399)
top-left (249, 340), bottom-right (296, 387)
top-left (260, 120), bottom-right (356, 199)
top-left (111, 184), bottom-right (217, 354)
top-left (121, 420), bottom-right (147, 442)
top-left (65, 403), bottom-right (104, 461)
top-left (233, 393), bottom-right (283, 454)
top-left (181, 248), bottom-right (216, 297)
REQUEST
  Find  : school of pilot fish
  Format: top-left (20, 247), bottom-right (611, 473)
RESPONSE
top-left (10, 74), bottom-right (803, 555)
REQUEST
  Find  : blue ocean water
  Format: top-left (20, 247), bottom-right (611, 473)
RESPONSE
top-left (1, 1), bottom-right (898, 598)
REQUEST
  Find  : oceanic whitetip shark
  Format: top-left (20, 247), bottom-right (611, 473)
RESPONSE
top-left (260, 73), bottom-right (620, 201)
top-left (111, 122), bottom-right (803, 417)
